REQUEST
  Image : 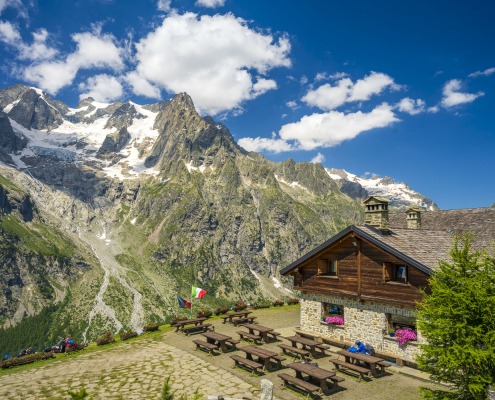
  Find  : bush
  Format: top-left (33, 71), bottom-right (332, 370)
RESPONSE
top-left (1, 352), bottom-right (54, 369)
top-left (233, 301), bottom-right (247, 311)
top-left (287, 298), bottom-right (300, 305)
top-left (253, 300), bottom-right (271, 309)
top-left (196, 310), bottom-right (212, 318)
top-left (273, 299), bottom-right (284, 307)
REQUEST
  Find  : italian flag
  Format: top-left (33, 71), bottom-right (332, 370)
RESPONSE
top-left (192, 286), bottom-right (207, 299)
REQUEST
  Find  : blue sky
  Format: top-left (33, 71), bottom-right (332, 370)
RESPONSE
top-left (0, 0), bottom-right (494, 209)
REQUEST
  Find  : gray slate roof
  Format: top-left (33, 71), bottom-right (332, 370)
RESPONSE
top-left (389, 207), bottom-right (495, 251)
top-left (281, 207), bottom-right (495, 277)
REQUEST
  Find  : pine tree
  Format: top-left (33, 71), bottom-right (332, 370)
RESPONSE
top-left (416, 235), bottom-right (495, 400)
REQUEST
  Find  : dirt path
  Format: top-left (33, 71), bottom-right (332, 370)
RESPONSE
top-left (0, 307), bottom-right (440, 399)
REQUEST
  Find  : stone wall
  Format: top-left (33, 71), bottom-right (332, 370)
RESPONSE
top-left (300, 293), bottom-right (423, 363)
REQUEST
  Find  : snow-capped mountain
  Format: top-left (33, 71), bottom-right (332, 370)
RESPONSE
top-left (326, 168), bottom-right (438, 210)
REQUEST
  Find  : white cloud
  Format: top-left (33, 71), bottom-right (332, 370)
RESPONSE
top-left (18, 29), bottom-right (58, 61)
top-left (279, 103), bottom-right (398, 150)
top-left (252, 78), bottom-right (277, 97)
top-left (23, 31), bottom-right (124, 94)
top-left (396, 97), bottom-right (426, 115)
top-left (441, 79), bottom-right (484, 108)
top-left (196, 0), bottom-right (226, 7)
top-left (314, 71), bottom-right (348, 82)
top-left (78, 74), bottom-right (123, 102)
top-left (0, 0), bottom-right (26, 18)
top-left (0, 20), bottom-right (21, 44)
top-left (468, 67), bottom-right (495, 78)
top-left (157, 0), bottom-right (172, 12)
top-left (132, 12), bottom-right (290, 115)
top-left (300, 75), bottom-right (308, 85)
top-left (125, 71), bottom-right (161, 99)
top-left (310, 152), bottom-right (325, 163)
top-left (239, 103), bottom-right (398, 153)
top-left (302, 72), bottom-right (398, 111)
top-left (286, 100), bottom-right (298, 109)
top-left (238, 136), bottom-right (294, 153)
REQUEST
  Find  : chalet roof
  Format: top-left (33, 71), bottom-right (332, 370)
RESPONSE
top-left (280, 225), bottom-right (451, 276)
top-left (389, 207), bottom-right (495, 251)
top-left (281, 206), bottom-right (495, 278)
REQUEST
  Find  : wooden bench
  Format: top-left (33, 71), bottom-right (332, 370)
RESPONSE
top-left (266, 331), bottom-right (281, 341)
top-left (192, 340), bottom-right (218, 355)
top-left (329, 358), bottom-right (371, 381)
top-left (328, 374), bottom-right (345, 389)
top-left (183, 323), bottom-right (212, 336)
top-left (230, 355), bottom-right (263, 375)
top-left (220, 315), bottom-right (231, 323)
top-left (232, 317), bottom-right (256, 326)
top-left (278, 343), bottom-right (310, 360)
top-left (376, 360), bottom-right (391, 374)
top-left (237, 331), bottom-right (262, 344)
top-left (278, 373), bottom-right (320, 398)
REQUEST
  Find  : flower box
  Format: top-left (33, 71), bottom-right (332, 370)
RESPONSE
top-left (119, 330), bottom-right (138, 341)
top-left (394, 329), bottom-right (417, 344)
top-left (233, 301), bottom-right (247, 311)
top-left (196, 310), bottom-right (212, 318)
top-left (143, 323), bottom-right (160, 332)
top-left (96, 333), bottom-right (115, 346)
top-left (272, 300), bottom-right (284, 307)
top-left (214, 306), bottom-right (228, 315)
top-left (287, 298), bottom-right (300, 305)
top-left (324, 315), bottom-right (345, 325)
top-left (170, 316), bottom-right (187, 326)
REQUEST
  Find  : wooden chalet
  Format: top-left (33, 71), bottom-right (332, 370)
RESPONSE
top-left (281, 196), bottom-right (495, 366)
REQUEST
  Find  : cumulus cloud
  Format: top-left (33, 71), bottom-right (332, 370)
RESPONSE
top-left (196, 0), bottom-right (226, 7)
top-left (279, 103), bottom-right (398, 150)
top-left (23, 31), bottom-right (124, 94)
top-left (302, 72), bottom-right (398, 111)
top-left (79, 74), bottom-right (123, 102)
top-left (157, 0), bottom-right (172, 12)
top-left (125, 71), bottom-right (161, 99)
top-left (314, 71), bottom-right (348, 82)
top-left (238, 136), bottom-right (294, 153)
top-left (441, 79), bottom-right (484, 108)
top-left (310, 152), bottom-right (325, 163)
top-left (239, 103), bottom-right (398, 153)
top-left (132, 12), bottom-right (290, 115)
top-left (0, 20), bottom-right (20, 44)
top-left (468, 67), bottom-right (495, 78)
top-left (396, 97), bottom-right (426, 115)
top-left (0, 0), bottom-right (26, 18)
top-left (286, 100), bottom-right (298, 109)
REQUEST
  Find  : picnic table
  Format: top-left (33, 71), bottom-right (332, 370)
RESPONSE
top-left (284, 335), bottom-right (327, 358)
top-left (174, 317), bottom-right (210, 335)
top-left (200, 331), bottom-right (238, 353)
top-left (335, 349), bottom-right (387, 378)
top-left (240, 323), bottom-right (280, 343)
top-left (287, 361), bottom-right (337, 393)
top-left (221, 311), bottom-right (256, 325)
top-left (239, 345), bottom-right (285, 372)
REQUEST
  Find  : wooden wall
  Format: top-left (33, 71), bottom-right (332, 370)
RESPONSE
top-left (290, 234), bottom-right (430, 306)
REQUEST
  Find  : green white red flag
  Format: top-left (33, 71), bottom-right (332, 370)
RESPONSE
top-left (191, 286), bottom-right (207, 299)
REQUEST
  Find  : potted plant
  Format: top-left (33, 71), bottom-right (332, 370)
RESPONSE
top-left (170, 316), bottom-right (187, 326)
top-left (272, 299), bottom-right (284, 307)
top-left (287, 298), bottom-right (300, 305)
top-left (388, 328), bottom-right (396, 337)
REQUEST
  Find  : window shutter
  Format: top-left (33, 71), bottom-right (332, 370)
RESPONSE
top-left (318, 259), bottom-right (327, 275)
top-left (383, 262), bottom-right (393, 281)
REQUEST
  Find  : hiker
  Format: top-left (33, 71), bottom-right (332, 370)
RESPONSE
top-left (17, 348), bottom-right (27, 358)
top-left (348, 340), bottom-right (367, 354)
top-left (58, 337), bottom-right (66, 352)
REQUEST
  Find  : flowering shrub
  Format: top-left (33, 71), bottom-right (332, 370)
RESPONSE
top-left (325, 315), bottom-right (345, 325)
top-left (233, 301), bottom-right (247, 311)
top-left (96, 333), bottom-right (115, 346)
top-left (214, 306), bottom-right (228, 315)
top-left (196, 309), bottom-right (212, 318)
top-left (273, 299), bottom-right (284, 306)
top-left (394, 329), bottom-right (417, 344)
top-left (287, 298), bottom-right (300, 305)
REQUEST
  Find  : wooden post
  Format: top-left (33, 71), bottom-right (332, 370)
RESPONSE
top-left (357, 238), bottom-right (361, 297)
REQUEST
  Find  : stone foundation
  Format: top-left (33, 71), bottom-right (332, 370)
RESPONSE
top-left (300, 293), bottom-right (423, 363)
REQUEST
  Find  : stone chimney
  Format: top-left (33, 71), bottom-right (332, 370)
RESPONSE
top-left (363, 196), bottom-right (389, 232)
top-left (406, 207), bottom-right (422, 229)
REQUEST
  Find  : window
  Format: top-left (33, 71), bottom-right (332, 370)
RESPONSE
top-left (318, 259), bottom-right (338, 276)
top-left (384, 263), bottom-right (408, 283)
top-left (322, 303), bottom-right (344, 325)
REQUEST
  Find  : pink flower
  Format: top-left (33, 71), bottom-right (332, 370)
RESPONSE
top-left (394, 329), bottom-right (417, 344)
top-left (325, 315), bottom-right (345, 325)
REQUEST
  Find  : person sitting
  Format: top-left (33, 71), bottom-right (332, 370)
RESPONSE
top-left (355, 340), bottom-right (367, 354)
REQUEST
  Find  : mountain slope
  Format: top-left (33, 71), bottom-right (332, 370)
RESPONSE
top-left (0, 84), bottom-right (434, 345)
